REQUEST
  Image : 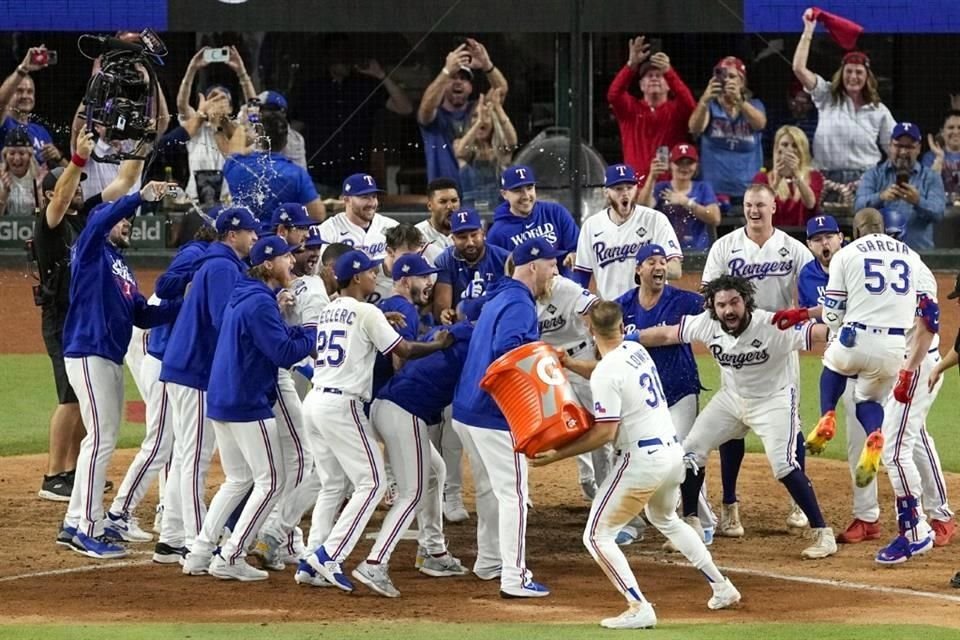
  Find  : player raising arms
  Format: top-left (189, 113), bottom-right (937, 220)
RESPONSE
top-left (533, 302), bottom-right (739, 630)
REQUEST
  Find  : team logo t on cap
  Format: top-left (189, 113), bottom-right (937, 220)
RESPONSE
top-left (342, 173), bottom-right (383, 196)
top-left (250, 236), bottom-right (295, 266)
top-left (636, 244), bottom-right (666, 263)
top-left (670, 143), bottom-right (699, 163)
top-left (392, 254), bottom-right (441, 281)
top-left (892, 122), bottom-right (921, 142)
top-left (512, 237), bottom-right (564, 266)
top-left (271, 202), bottom-right (313, 228)
top-left (806, 215), bottom-right (841, 239)
top-left (304, 226), bottom-right (326, 248)
top-left (451, 207), bottom-right (482, 233)
top-left (500, 165), bottom-right (537, 190)
top-left (215, 206), bottom-right (259, 233)
top-left (334, 249), bottom-right (382, 281)
top-left (604, 164), bottom-right (637, 188)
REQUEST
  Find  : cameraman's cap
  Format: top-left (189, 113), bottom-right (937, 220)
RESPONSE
top-left (512, 237), bottom-right (563, 266)
top-left (335, 249), bottom-right (382, 281)
top-left (604, 164), bottom-right (637, 188)
top-left (450, 207), bottom-right (482, 233)
top-left (342, 173), bottom-right (383, 196)
top-left (892, 122), bottom-right (921, 142)
top-left (271, 202), bottom-right (313, 229)
top-left (41, 166), bottom-right (86, 194)
top-left (215, 206), bottom-right (259, 233)
top-left (250, 236), bottom-right (296, 267)
top-left (392, 254), bottom-right (440, 281)
top-left (636, 244), bottom-right (666, 263)
top-left (670, 143), bottom-right (699, 163)
top-left (948, 273), bottom-right (960, 300)
top-left (4, 126), bottom-right (31, 149)
top-left (501, 165), bottom-right (537, 190)
top-left (806, 215), bottom-right (840, 239)
top-left (258, 90), bottom-right (288, 112)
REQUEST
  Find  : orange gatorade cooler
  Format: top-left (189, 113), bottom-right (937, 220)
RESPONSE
top-left (480, 341), bottom-right (593, 456)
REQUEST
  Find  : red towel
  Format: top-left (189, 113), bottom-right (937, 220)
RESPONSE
top-left (810, 7), bottom-right (864, 50)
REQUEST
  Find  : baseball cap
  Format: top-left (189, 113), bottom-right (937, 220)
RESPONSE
top-left (500, 165), bottom-right (537, 191)
top-left (215, 206), bottom-right (259, 234)
top-left (342, 173), bottom-right (383, 196)
top-left (4, 126), bottom-right (31, 149)
top-left (450, 207), bottom-right (482, 233)
top-left (41, 166), bottom-right (87, 194)
top-left (670, 143), bottom-right (699, 163)
top-left (452, 67), bottom-right (474, 81)
top-left (715, 56), bottom-right (746, 78)
top-left (512, 237), bottom-right (563, 266)
top-left (841, 51), bottom-right (871, 69)
top-left (892, 122), bottom-right (921, 142)
top-left (882, 209), bottom-right (906, 238)
top-left (303, 226), bottom-right (326, 249)
top-left (948, 273), bottom-right (960, 300)
top-left (250, 236), bottom-right (296, 267)
top-left (271, 202), bottom-right (313, 228)
top-left (334, 249), bottom-right (382, 281)
top-left (636, 244), bottom-right (666, 263)
top-left (258, 90), bottom-right (288, 112)
top-left (806, 215), bottom-right (841, 239)
top-left (604, 164), bottom-right (637, 188)
top-left (392, 254), bottom-right (440, 280)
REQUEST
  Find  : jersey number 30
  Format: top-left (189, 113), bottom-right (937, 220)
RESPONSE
top-left (863, 258), bottom-right (911, 295)
top-left (316, 329), bottom-right (346, 367)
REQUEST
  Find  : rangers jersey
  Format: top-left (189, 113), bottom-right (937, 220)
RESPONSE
top-left (318, 212), bottom-right (399, 260)
top-left (536, 276), bottom-right (599, 385)
top-left (416, 219), bottom-right (452, 266)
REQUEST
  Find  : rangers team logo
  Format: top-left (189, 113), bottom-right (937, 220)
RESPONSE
top-left (594, 401), bottom-right (607, 415)
top-left (709, 344), bottom-right (770, 369)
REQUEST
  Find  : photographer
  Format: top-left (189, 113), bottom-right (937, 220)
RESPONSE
top-left (854, 123), bottom-right (946, 250)
top-left (0, 45), bottom-right (63, 169)
top-left (34, 129), bottom-right (145, 501)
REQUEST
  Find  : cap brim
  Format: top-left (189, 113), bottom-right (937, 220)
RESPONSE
top-left (344, 188), bottom-right (384, 196)
top-left (807, 229), bottom-right (840, 239)
top-left (503, 180), bottom-right (536, 190)
top-left (451, 224), bottom-right (482, 234)
top-left (605, 179), bottom-right (637, 188)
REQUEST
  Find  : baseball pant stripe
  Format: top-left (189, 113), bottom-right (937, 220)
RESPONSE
top-left (373, 414), bottom-right (425, 563)
top-left (892, 373), bottom-right (921, 498)
top-left (191, 389), bottom-right (206, 535)
top-left (81, 357), bottom-right (102, 536)
top-left (229, 420), bottom-right (279, 563)
top-left (121, 389), bottom-right (168, 514)
top-left (588, 452), bottom-right (633, 595)
top-left (511, 436), bottom-right (526, 570)
top-left (785, 386), bottom-right (798, 470)
top-left (276, 384), bottom-right (305, 486)
top-left (919, 428), bottom-right (949, 509)
top-left (331, 401), bottom-right (381, 560)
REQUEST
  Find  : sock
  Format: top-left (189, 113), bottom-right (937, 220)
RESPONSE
top-left (855, 401), bottom-right (884, 434)
top-left (819, 367), bottom-right (848, 414)
top-left (719, 439), bottom-right (744, 505)
top-left (795, 431), bottom-right (806, 472)
top-left (779, 469), bottom-right (826, 528)
top-left (680, 467), bottom-right (705, 518)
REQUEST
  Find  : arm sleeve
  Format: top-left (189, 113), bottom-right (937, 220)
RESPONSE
top-left (566, 278), bottom-right (599, 315)
top-left (823, 251), bottom-right (848, 300)
top-left (877, 106), bottom-right (895, 151)
top-left (435, 252), bottom-right (455, 285)
top-left (557, 206), bottom-right (580, 254)
top-left (915, 171), bottom-right (947, 223)
top-left (681, 292), bottom-right (707, 317)
top-left (854, 167), bottom-right (883, 211)
top-left (589, 369), bottom-right (622, 423)
top-left (154, 246), bottom-right (201, 299)
top-left (365, 307), bottom-right (404, 355)
top-left (133, 295), bottom-right (182, 329)
top-left (155, 126), bottom-right (192, 153)
top-left (248, 302), bottom-right (317, 368)
top-left (677, 312), bottom-right (709, 345)
top-left (654, 214), bottom-right (682, 259)
top-left (806, 74), bottom-right (832, 110)
top-left (606, 66), bottom-right (639, 120)
top-left (492, 303), bottom-right (537, 357)
top-left (296, 280), bottom-right (330, 329)
top-left (73, 193), bottom-right (143, 265)
top-left (701, 241), bottom-right (725, 284)
top-left (697, 180), bottom-right (718, 205)
top-left (665, 68), bottom-right (697, 118)
top-left (208, 264), bottom-right (241, 326)
top-left (574, 218), bottom-right (595, 274)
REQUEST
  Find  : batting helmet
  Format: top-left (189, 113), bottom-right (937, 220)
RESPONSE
top-left (882, 209), bottom-right (906, 240)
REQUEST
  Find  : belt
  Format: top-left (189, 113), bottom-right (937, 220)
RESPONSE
top-left (321, 387), bottom-right (342, 395)
top-left (848, 323), bottom-right (905, 336)
top-left (566, 341), bottom-right (589, 357)
top-left (616, 435), bottom-right (677, 456)
top-left (319, 387), bottom-right (367, 402)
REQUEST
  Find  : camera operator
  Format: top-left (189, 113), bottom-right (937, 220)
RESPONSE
top-left (0, 45), bottom-right (64, 169)
top-left (34, 129), bottom-right (145, 502)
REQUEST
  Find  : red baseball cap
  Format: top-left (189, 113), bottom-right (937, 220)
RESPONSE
top-left (670, 143), bottom-right (698, 163)
top-left (714, 56), bottom-right (746, 78)
top-left (841, 51), bottom-right (871, 69)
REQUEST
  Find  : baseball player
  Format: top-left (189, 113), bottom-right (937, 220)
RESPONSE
top-left (486, 165), bottom-right (580, 275)
top-left (317, 173), bottom-right (399, 260)
top-left (532, 302), bottom-right (739, 630)
top-left (56, 182), bottom-right (181, 559)
top-left (418, 178), bottom-right (459, 265)
top-left (300, 250), bottom-right (452, 593)
top-left (452, 236), bottom-right (560, 598)
top-left (573, 163), bottom-right (682, 299)
top-left (701, 183), bottom-right (814, 536)
top-left (615, 244), bottom-right (716, 544)
top-left (158, 207), bottom-right (259, 552)
top-left (638, 275), bottom-right (838, 559)
top-left (270, 202), bottom-right (316, 245)
top-left (370, 224), bottom-right (426, 304)
top-left (181, 236), bottom-right (315, 581)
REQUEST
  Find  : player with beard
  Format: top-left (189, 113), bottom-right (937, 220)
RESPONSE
top-left (636, 275), bottom-right (838, 559)
top-left (318, 173), bottom-right (399, 260)
top-left (418, 178), bottom-right (460, 265)
top-left (370, 224), bottom-right (426, 304)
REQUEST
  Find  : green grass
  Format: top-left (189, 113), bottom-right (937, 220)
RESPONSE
top-left (2, 623), bottom-right (958, 640)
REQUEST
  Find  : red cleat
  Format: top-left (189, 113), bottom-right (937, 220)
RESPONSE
top-left (932, 519), bottom-right (956, 547)
top-left (836, 518), bottom-right (881, 544)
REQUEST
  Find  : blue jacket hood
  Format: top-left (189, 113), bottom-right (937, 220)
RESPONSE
top-left (198, 241), bottom-right (247, 270)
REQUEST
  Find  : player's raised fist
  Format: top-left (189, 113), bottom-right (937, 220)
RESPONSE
top-left (772, 307), bottom-right (809, 330)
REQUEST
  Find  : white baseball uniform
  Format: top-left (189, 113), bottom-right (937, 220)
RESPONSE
top-left (585, 341), bottom-right (727, 605)
top-left (416, 219), bottom-right (452, 266)
top-left (369, 264), bottom-right (395, 305)
top-left (575, 205), bottom-right (682, 300)
top-left (318, 212), bottom-right (399, 261)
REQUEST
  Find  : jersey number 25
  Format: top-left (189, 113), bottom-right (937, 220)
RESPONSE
top-left (316, 329), bottom-right (346, 367)
top-left (863, 258), bottom-right (911, 295)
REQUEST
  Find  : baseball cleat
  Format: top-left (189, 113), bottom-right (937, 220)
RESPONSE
top-left (72, 531), bottom-right (127, 559)
top-left (294, 559), bottom-right (332, 587)
top-left (805, 410), bottom-right (836, 454)
top-left (209, 554), bottom-right (269, 582)
top-left (786, 503), bottom-right (809, 529)
top-left (951, 571), bottom-right (960, 588)
top-left (580, 480), bottom-right (598, 502)
top-left (600, 601), bottom-right (657, 629)
top-left (251, 534), bottom-right (284, 571)
top-left (837, 518), bottom-right (882, 544)
top-left (615, 524), bottom-right (642, 546)
top-left (500, 580), bottom-right (550, 599)
top-left (931, 519), bottom-right (956, 547)
top-left (855, 432), bottom-right (884, 488)
top-left (104, 511), bottom-right (154, 543)
top-left (718, 503), bottom-right (744, 538)
top-left (39, 473), bottom-right (72, 502)
top-left (801, 527), bottom-right (838, 559)
top-left (306, 546), bottom-right (354, 592)
top-left (443, 494), bottom-right (470, 523)
top-left (56, 524), bottom-right (81, 550)
top-left (182, 549), bottom-right (213, 576)
top-left (353, 561), bottom-right (400, 598)
top-left (708, 577), bottom-right (741, 610)
top-left (152, 542), bottom-right (188, 564)
top-left (875, 534), bottom-right (933, 565)
top-left (419, 551), bottom-right (469, 577)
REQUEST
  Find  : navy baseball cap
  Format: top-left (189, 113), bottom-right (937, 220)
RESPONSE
top-left (271, 202), bottom-right (313, 228)
top-left (334, 249), bottom-right (382, 281)
top-left (450, 207), bottom-right (482, 233)
top-left (604, 164), bottom-right (638, 188)
top-left (500, 165), bottom-right (537, 190)
top-left (882, 209), bottom-right (906, 238)
top-left (258, 90), bottom-right (288, 111)
top-left (392, 254), bottom-right (440, 281)
top-left (636, 244), bottom-right (666, 263)
top-left (250, 236), bottom-right (296, 266)
top-left (806, 215), bottom-right (841, 239)
top-left (342, 173), bottom-right (383, 196)
top-left (303, 226), bottom-right (325, 249)
top-left (512, 237), bottom-right (563, 266)
top-left (892, 122), bottom-right (921, 142)
top-left (215, 206), bottom-right (259, 233)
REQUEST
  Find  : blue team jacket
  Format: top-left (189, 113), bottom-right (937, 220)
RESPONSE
top-left (146, 240), bottom-right (210, 360)
top-left (485, 200), bottom-right (579, 275)
top-left (63, 193), bottom-right (181, 364)
top-left (160, 241), bottom-right (247, 390)
top-left (452, 278), bottom-right (539, 430)
top-left (207, 276), bottom-right (316, 422)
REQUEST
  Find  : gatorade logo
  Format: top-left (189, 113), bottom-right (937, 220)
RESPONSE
top-left (535, 355), bottom-right (565, 386)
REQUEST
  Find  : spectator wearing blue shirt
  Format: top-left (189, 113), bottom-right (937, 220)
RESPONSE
top-left (855, 123), bottom-right (947, 250)
top-left (922, 110), bottom-right (960, 203)
top-left (433, 207), bottom-right (510, 324)
top-left (689, 57), bottom-right (767, 200)
top-left (223, 111), bottom-right (325, 221)
top-left (417, 39), bottom-right (509, 182)
top-left (0, 47), bottom-right (59, 167)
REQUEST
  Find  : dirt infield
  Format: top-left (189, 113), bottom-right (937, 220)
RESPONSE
top-left (1, 450), bottom-right (958, 626)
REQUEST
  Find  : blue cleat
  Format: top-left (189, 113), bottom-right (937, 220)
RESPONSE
top-left (306, 546), bottom-right (353, 592)
top-left (875, 534), bottom-right (933, 565)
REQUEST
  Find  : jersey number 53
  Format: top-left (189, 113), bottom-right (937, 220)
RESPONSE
top-left (863, 258), bottom-right (911, 295)
top-left (316, 329), bottom-right (347, 367)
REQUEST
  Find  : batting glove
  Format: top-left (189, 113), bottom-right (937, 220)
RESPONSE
top-left (893, 369), bottom-right (915, 404)
top-left (772, 307), bottom-right (809, 330)
top-left (682, 452), bottom-right (701, 476)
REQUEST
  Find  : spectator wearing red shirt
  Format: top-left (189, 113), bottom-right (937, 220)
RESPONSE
top-left (607, 35), bottom-right (696, 183)
top-left (752, 125), bottom-right (823, 227)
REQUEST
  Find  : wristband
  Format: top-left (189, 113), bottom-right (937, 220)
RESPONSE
top-left (15, 66), bottom-right (28, 77)
top-left (71, 153), bottom-right (88, 168)
top-left (484, 65), bottom-right (495, 74)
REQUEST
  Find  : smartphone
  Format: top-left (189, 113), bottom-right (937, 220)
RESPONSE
top-left (895, 171), bottom-right (910, 186)
top-left (203, 47), bottom-right (230, 64)
top-left (31, 49), bottom-right (56, 66)
top-left (167, 184), bottom-right (185, 198)
top-left (648, 38), bottom-right (663, 54)
top-left (656, 146), bottom-right (670, 164)
top-left (713, 67), bottom-right (726, 84)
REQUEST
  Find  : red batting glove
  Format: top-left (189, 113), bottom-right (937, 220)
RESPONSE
top-left (772, 307), bottom-right (809, 330)
top-left (893, 369), bottom-right (915, 404)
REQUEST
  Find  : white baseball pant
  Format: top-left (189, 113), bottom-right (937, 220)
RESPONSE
top-left (125, 327), bottom-right (150, 401)
top-left (669, 393), bottom-right (716, 530)
top-left (428, 405), bottom-right (464, 503)
top-left (302, 432), bottom-right (349, 557)
top-left (822, 329), bottom-right (904, 402)
top-left (842, 386), bottom-right (880, 522)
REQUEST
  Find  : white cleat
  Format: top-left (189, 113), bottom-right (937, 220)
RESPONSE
top-left (353, 561), bottom-right (400, 598)
top-left (443, 493), bottom-right (470, 523)
top-left (104, 512), bottom-right (154, 543)
top-left (181, 550), bottom-right (213, 576)
top-left (801, 527), bottom-right (838, 560)
top-left (718, 502), bottom-right (745, 538)
top-left (786, 502), bottom-right (809, 529)
top-left (601, 602), bottom-right (657, 629)
top-left (209, 554), bottom-right (269, 582)
top-left (708, 577), bottom-right (741, 610)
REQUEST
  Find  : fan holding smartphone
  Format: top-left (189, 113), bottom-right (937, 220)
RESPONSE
top-left (0, 45), bottom-right (62, 168)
